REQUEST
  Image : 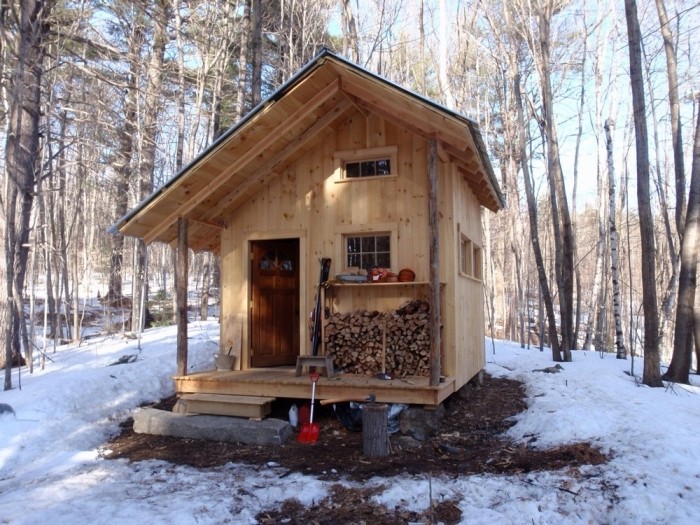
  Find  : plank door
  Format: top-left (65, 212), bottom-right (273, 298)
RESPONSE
top-left (250, 239), bottom-right (300, 367)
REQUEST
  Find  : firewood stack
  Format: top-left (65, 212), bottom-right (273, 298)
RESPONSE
top-left (325, 300), bottom-right (431, 377)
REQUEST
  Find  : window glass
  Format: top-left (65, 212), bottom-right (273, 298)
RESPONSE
top-left (344, 158), bottom-right (392, 178)
top-left (459, 234), bottom-right (481, 280)
top-left (360, 161), bottom-right (376, 177)
top-left (346, 234), bottom-right (391, 271)
top-left (260, 250), bottom-right (276, 270)
top-left (346, 162), bottom-right (360, 178)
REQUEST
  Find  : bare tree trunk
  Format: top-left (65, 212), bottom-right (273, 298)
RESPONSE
top-left (236, 0), bottom-right (251, 120)
top-left (654, 0), bottom-right (686, 235)
top-left (131, 0), bottom-right (168, 333)
top-left (173, 0), bottom-right (186, 169)
top-left (340, 0), bottom-right (359, 62)
top-left (664, 103), bottom-right (700, 383)
top-left (514, 67), bottom-right (560, 357)
top-left (584, 8), bottom-right (610, 351)
top-left (605, 120), bottom-right (626, 359)
top-left (56, 115), bottom-right (73, 341)
top-left (36, 169), bottom-right (57, 340)
top-left (645, 53), bottom-right (678, 361)
top-left (108, 20), bottom-right (142, 302)
top-left (419, 0), bottom-right (426, 90)
top-left (571, 6), bottom-right (590, 351)
top-left (694, 286), bottom-right (700, 374)
top-left (537, 1), bottom-right (575, 361)
top-left (2, 0), bottom-right (52, 387)
top-left (624, 0), bottom-right (662, 387)
top-left (250, 0), bottom-right (263, 106)
top-left (437, 0), bottom-right (454, 108)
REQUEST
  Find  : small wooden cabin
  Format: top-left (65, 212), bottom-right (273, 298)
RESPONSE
top-left (113, 50), bottom-right (503, 408)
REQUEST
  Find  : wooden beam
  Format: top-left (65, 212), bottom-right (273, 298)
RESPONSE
top-left (189, 227), bottom-right (221, 253)
top-left (341, 77), bottom-right (469, 150)
top-left (188, 217), bottom-right (224, 230)
top-left (143, 79), bottom-right (341, 245)
top-left (441, 141), bottom-right (478, 164)
top-left (428, 139), bottom-right (441, 387)
top-left (176, 218), bottom-right (189, 377)
top-left (202, 97), bottom-right (353, 221)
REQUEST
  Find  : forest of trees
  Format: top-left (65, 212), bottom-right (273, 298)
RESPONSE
top-left (1, 0), bottom-right (698, 390)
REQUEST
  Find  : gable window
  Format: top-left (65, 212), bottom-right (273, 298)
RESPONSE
top-left (334, 146), bottom-right (398, 182)
top-left (460, 233), bottom-right (483, 280)
top-left (345, 233), bottom-right (391, 270)
top-left (345, 158), bottom-right (391, 178)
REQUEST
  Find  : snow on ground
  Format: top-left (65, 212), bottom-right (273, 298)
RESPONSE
top-left (1, 324), bottom-right (699, 524)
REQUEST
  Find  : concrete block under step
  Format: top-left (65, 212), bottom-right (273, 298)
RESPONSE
top-left (180, 393), bottom-right (275, 419)
top-left (133, 407), bottom-right (292, 445)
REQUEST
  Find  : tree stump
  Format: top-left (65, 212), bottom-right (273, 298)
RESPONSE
top-left (362, 403), bottom-right (389, 457)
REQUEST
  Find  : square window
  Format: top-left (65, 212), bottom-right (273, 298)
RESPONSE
top-left (345, 234), bottom-right (391, 271)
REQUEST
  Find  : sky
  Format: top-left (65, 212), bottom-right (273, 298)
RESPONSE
top-left (1, 317), bottom-right (699, 524)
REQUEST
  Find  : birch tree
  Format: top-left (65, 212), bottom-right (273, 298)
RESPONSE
top-left (605, 120), bottom-right (626, 359)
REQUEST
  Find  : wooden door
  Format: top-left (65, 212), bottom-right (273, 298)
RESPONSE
top-left (250, 239), bottom-right (300, 367)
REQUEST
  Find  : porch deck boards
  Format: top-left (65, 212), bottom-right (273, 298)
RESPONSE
top-left (174, 368), bottom-right (456, 406)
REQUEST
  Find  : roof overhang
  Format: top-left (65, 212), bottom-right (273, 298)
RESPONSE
top-left (110, 49), bottom-right (503, 254)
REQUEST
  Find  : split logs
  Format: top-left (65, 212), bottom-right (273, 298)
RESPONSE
top-left (325, 300), bottom-right (431, 377)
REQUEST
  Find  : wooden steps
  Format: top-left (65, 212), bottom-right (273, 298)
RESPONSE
top-left (179, 393), bottom-right (275, 419)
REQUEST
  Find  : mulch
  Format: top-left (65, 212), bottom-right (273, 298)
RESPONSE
top-left (103, 373), bottom-right (607, 524)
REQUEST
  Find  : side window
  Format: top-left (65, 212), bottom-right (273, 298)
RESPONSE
top-left (344, 158), bottom-right (392, 178)
top-left (460, 233), bottom-right (482, 280)
top-left (345, 233), bottom-right (391, 270)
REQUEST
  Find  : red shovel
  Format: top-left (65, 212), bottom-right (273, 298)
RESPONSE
top-left (297, 372), bottom-right (320, 443)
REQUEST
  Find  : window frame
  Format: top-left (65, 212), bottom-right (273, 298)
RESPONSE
top-left (343, 232), bottom-right (392, 271)
top-left (335, 225), bottom-right (398, 273)
top-left (334, 146), bottom-right (398, 183)
top-left (458, 229), bottom-right (483, 281)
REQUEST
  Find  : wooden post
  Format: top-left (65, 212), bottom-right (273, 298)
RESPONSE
top-left (427, 138), bottom-right (441, 387)
top-left (176, 217), bottom-right (188, 376)
top-left (362, 403), bottom-right (389, 457)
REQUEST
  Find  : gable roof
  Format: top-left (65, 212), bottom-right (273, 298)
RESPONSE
top-left (110, 49), bottom-right (503, 254)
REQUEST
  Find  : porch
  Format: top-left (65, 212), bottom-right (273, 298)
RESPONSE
top-left (174, 367), bottom-right (457, 407)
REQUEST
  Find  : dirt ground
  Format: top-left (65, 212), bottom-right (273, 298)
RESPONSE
top-left (104, 374), bottom-right (607, 524)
